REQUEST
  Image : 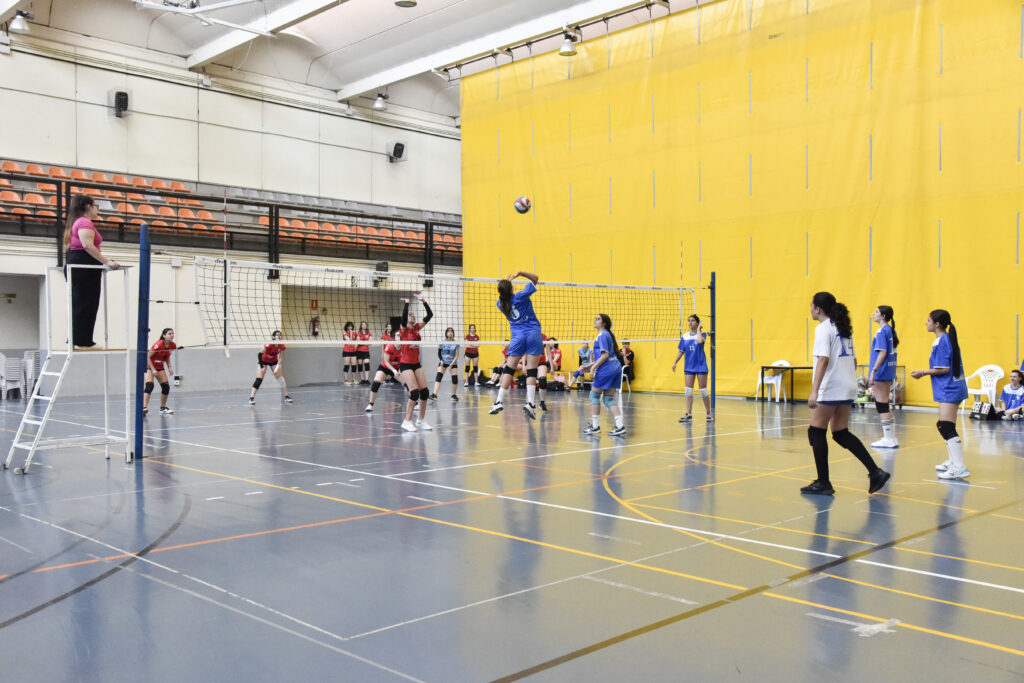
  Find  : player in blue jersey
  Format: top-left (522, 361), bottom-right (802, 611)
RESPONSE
top-left (490, 270), bottom-right (543, 419)
top-left (999, 369), bottom-right (1024, 419)
top-left (579, 314), bottom-right (625, 437)
top-left (432, 327), bottom-right (461, 401)
top-left (800, 292), bottom-right (890, 497)
top-left (868, 305), bottom-right (900, 448)
top-left (672, 315), bottom-right (712, 422)
top-left (911, 309), bottom-right (970, 479)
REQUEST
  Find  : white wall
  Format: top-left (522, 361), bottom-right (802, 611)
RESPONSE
top-left (0, 275), bottom-right (42, 350)
top-left (0, 49), bottom-right (461, 213)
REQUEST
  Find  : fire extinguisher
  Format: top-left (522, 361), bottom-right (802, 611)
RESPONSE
top-left (310, 316), bottom-right (320, 337)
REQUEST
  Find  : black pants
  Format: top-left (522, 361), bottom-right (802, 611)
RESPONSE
top-left (65, 250), bottom-right (103, 347)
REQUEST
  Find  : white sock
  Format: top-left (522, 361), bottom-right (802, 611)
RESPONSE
top-left (526, 384), bottom-right (536, 405)
top-left (591, 415), bottom-right (599, 428)
top-left (496, 387), bottom-right (506, 404)
top-left (881, 419), bottom-right (895, 440)
top-left (614, 415), bottom-right (624, 428)
top-left (945, 437), bottom-right (965, 468)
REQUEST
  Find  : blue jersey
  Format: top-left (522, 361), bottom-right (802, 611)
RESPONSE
top-left (677, 332), bottom-right (709, 374)
top-left (591, 329), bottom-right (622, 390)
top-left (929, 334), bottom-right (968, 403)
top-left (439, 343), bottom-right (459, 365)
top-left (1001, 385), bottom-right (1024, 411)
top-left (578, 347), bottom-right (593, 365)
top-left (497, 281), bottom-right (541, 331)
top-left (869, 325), bottom-right (897, 382)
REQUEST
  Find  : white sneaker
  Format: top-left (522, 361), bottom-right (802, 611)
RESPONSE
top-left (871, 437), bottom-right (899, 448)
top-left (365, 404), bottom-right (374, 412)
top-left (938, 464), bottom-right (970, 480)
top-left (159, 406), bottom-right (173, 415)
top-left (401, 420), bottom-right (417, 432)
top-left (489, 401), bottom-right (504, 415)
top-left (583, 424), bottom-right (601, 435)
top-left (935, 459), bottom-right (953, 472)
top-left (416, 419), bottom-right (432, 431)
top-left (522, 402), bottom-right (536, 420)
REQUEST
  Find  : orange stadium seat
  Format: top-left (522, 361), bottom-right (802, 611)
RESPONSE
top-left (25, 164), bottom-right (47, 176)
top-left (2, 161), bottom-right (25, 173)
top-left (132, 177), bottom-right (151, 189)
top-left (70, 169), bottom-right (90, 181)
top-left (111, 174), bottom-right (132, 186)
top-left (48, 166), bottom-right (70, 179)
top-left (91, 172), bottom-right (111, 184)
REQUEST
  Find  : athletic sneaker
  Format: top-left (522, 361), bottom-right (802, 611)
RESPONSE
top-left (1013, 414), bottom-right (1022, 420)
top-left (938, 464), bottom-right (970, 480)
top-left (450, 394), bottom-right (459, 402)
top-left (539, 401), bottom-right (548, 412)
top-left (935, 459), bottom-right (953, 472)
top-left (706, 414), bottom-right (714, 422)
top-left (523, 402), bottom-right (536, 420)
top-left (429, 393), bottom-right (438, 401)
top-left (248, 397), bottom-right (255, 406)
top-left (800, 480), bottom-right (835, 496)
top-left (489, 401), bottom-right (504, 414)
top-left (284, 395), bottom-right (294, 403)
top-left (609, 425), bottom-right (626, 437)
top-left (365, 404), bottom-right (374, 412)
top-left (142, 407), bottom-right (148, 415)
top-left (583, 425), bottom-right (601, 435)
top-left (416, 419), bottom-right (432, 431)
top-left (871, 437), bottom-right (899, 448)
top-left (159, 406), bottom-right (173, 415)
top-left (464, 381), bottom-right (469, 387)
top-left (868, 469), bottom-right (891, 493)
top-left (678, 414), bottom-right (692, 423)
top-left (401, 420), bottom-right (417, 432)
top-left (344, 380), bottom-right (351, 386)
top-left (360, 380), bottom-right (370, 386)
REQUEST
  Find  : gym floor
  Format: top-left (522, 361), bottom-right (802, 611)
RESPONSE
top-left (1, 384), bottom-right (1023, 681)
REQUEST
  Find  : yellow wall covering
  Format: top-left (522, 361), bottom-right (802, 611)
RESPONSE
top-left (461, 0), bottom-right (1024, 404)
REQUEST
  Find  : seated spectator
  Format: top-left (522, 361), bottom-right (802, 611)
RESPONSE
top-left (621, 341), bottom-right (635, 382)
top-left (485, 341), bottom-right (511, 386)
top-left (568, 342), bottom-right (593, 389)
top-left (1000, 369), bottom-right (1024, 420)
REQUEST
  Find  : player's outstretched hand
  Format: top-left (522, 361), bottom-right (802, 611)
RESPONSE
top-left (910, 369), bottom-right (927, 380)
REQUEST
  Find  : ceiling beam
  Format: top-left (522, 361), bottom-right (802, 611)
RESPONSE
top-left (186, 0), bottom-right (350, 70)
top-left (0, 1), bottom-right (23, 21)
top-left (334, 0), bottom-right (666, 99)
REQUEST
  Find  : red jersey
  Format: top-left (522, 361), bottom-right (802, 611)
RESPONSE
top-left (382, 333), bottom-right (401, 365)
top-left (398, 324), bottom-right (423, 364)
top-left (342, 331), bottom-right (356, 353)
top-left (356, 331), bottom-right (371, 352)
top-left (550, 348), bottom-right (562, 369)
top-left (502, 345), bottom-right (509, 360)
top-left (465, 334), bottom-right (480, 352)
top-left (261, 343), bottom-right (285, 365)
top-left (538, 334), bottom-right (550, 363)
top-left (149, 340), bottom-right (176, 370)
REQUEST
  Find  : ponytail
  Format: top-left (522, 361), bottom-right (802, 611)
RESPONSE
top-left (812, 291), bottom-right (852, 339)
top-left (497, 279), bottom-right (513, 319)
top-left (929, 309), bottom-right (963, 378)
top-left (598, 314), bottom-right (620, 356)
top-left (64, 194), bottom-right (94, 252)
top-left (878, 305), bottom-right (899, 348)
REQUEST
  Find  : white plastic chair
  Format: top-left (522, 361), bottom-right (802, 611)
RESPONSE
top-left (2, 356), bottom-right (25, 400)
top-left (755, 360), bottom-right (790, 402)
top-left (965, 364), bottom-right (1004, 405)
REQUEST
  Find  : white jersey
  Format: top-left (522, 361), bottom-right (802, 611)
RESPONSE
top-left (813, 319), bottom-right (857, 401)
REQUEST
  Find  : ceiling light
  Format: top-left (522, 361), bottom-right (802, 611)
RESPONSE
top-left (372, 94), bottom-right (388, 111)
top-left (9, 11), bottom-right (32, 35)
top-left (395, 0), bottom-right (417, 7)
top-left (343, 102), bottom-right (355, 116)
top-left (559, 34), bottom-right (577, 57)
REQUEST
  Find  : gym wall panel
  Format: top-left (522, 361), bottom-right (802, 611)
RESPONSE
top-left (0, 92), bottom-right (76, 166)
top-left (126, 114), bottom-right (198, 182)
top-left (319, 146), bottom-right (373, 204)
top-left (319, 113), bottom-right (373, 150)
top-left (261, 134), bottom-right (319, 195)
top-left (262, 102), bottom-right (318, 140)
top-left (198, 124), bottom-right (262, 189)
top-left (461, 0), bottom-right (1024, 404)
top-left (198, 89), bottom-right (262, 131)
top-left (75, 102), bottom-right (129, 172)
top-left (0, 52), bottom-right (74, 99)
top-left (127, 75), bottom-right (198, 121)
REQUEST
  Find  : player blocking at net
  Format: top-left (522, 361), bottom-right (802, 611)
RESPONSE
top-left (489, 271), bottom-right (543, 419)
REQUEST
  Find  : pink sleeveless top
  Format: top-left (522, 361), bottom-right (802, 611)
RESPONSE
top-left (70, 217), bottom-right (101, 251)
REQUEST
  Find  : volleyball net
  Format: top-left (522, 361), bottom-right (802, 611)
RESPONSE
top-left (193, 256), bottom-right (695, 347)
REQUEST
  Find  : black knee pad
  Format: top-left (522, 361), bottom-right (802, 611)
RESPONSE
top-left (937, 420), bottom-right (958, 440)
top-left (807, 425), bottom-right (827, 448)
top-left (502, 365), bottom-right (515, 376)
top-left (160, 382), bottom-right (170, 395)
top-left (144, 381), bottom-right (154, 395)
top-left (451, 374), bottom-right (458, 385)
top-left (409, 388), bottom-right (419, 401)
top-left (419, 387), bottom-right (431, 401)
top-left (538, 377), bottom-right (547, 390)
top-left (371, 380), bottom-right (381, 392)
top-left (435, 372), bottom-right (444, 383)
top-left (831, 428), bottom-right (858, 448)
top-left (875, 401), bottom-right (890, 414)
top-left (526, 367), bottom-right (538, 378)
top-left (252, 377), bottom-right (263, 390)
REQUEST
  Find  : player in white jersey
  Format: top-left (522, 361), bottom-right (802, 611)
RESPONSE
top-left (801, 292), bottom-right (890, 496)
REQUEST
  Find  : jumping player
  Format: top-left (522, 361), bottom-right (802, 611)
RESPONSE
top-left (464, 324), bottom-right (481, 387)
top-left (357, 321), bottom-right (372, 385)
top-left (143, 327), bottom-right (176, 415)
top-left (672, 315), bottom-right (712, 422)
top-left (868, 305), bottom-right (899, 448)
top-left (365, 320), bottom-right (404, 412)
top-left (249, 330), bottom-right (293, 405)
top-left (579, 314), bottom-right (625, 437)
top-left (490, 271), bottom-right (543, 419)
top-left (801, 292), bottom-right (890, 496)
top-left (399, 295), bottom-right (433, 431)
top-left (342, 322), bottom-right (357, 385)
top-left (432, 327), bottom-right (460, 401)
top-left (910, 309), bottom-right (970, 479)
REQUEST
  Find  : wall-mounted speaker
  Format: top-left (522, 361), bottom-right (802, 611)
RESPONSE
top-left (387, 142), bottom-right (406, 163)
top-left (109, 89), bottom-right (131, 118)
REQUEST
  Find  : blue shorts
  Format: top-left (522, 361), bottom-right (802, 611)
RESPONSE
top-left (507, 329), bottom-right (544, 357)
top-left (592, 362), bottom-right (622, 390)
top-left (933, 388), bottom-right (968, 404)
top-left (817, 399), bottom-right (854, 406)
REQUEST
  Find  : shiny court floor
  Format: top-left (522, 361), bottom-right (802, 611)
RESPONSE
top-left (1, 385), bottom-right (1023, 682)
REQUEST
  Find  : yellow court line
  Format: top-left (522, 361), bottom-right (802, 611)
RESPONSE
top-left (622, 462), bottom-right (816, 503)
top-left (765, 593), bottom-right (1024, 658)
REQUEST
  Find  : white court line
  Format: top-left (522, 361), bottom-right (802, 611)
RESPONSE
top-left (855, 560), bottom-right (1024, 595)
top-left (0, 534), bottom-right (34, 554)
top-left (587, 532), bottom-right (642, 546)
top-left (334, 482), bottom-right (360, 488)
top-left (581, 575), bottom-right (699, 605)
top-left (921, 479), bottom-right (997, 490)
top-left (407, 496), bottom-right (443, 504)
top-left (205, 496), bottom-right (225, 501)
top-left (244, 491), bottom-right (263, 496)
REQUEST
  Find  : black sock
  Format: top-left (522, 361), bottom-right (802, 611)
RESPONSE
top-left (808, 426), bottom-right (829, 483)
top-left (832, 429), bottom-right (879, 474)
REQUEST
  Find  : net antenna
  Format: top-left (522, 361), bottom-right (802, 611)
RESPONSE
top-left (192, 257), bottom-right (695, 349)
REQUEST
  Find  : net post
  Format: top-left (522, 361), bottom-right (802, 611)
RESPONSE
top-left (133, 223), bottom-right (151, 463)
top-left (709, 271), bottom-right (717, 414)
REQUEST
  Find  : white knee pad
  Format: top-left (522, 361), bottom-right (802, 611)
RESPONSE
top-left (699, 388), bottom-right (708, 397)
top-left (684, 387), bottom-right (694, 397)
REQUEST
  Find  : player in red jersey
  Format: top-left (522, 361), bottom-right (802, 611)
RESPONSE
top-left (463, 324), bottom-right (481, 387)
top-left (249, 330), bottom-right (293, 405)
top-left (357, 321), bottom-right (372, 385)
top-left (342, 321), bottom-right (357, 385)
top-left (143, 327), bottom-right (176, 415)
top-left (398, 295), bottom-right (433, 431)
top-left (365, 320), bottom-right (405, 412)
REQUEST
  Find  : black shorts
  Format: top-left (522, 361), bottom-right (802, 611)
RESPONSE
top-left (399, 362), bottom-right (422, 372)
top-left (540, 361), bottom-right (551, 371)
top-left (257, 351), bottom-right (277, 368)
top-left (342, 350), bottom-right (357, 358)
top-left (376, 364), bottom-right (395, 378)
top-left (357, 351), bottom-right (370, 361)
top-left (465, 349), bottom-right (479, 358)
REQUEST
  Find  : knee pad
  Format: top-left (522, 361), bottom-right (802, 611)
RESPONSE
top-left (937, 420), bottom-right (958, 440)
top-left (144, 381), bottom-right (154, 395)
top-left (589, 390), bottom-right (601, 406)
top-left (603, 395), bottom-right (616, 407)
top-left (409, 388), bottom-right (419, 401)
top-left (502, 365), bottom-right (516, 376)
top-left (419, 388), bottom-right (431, 401)
top-left (699, 388), bottom-right (708, 397)
top-left (371, 380), bottom-right (381, 392)
top-left (684, 387), bottom-right (694, 397)
top-left (435, 372), bottom-right (444, 383)
top-left (875, 401), bottom-right (890, 414)
top-left (831, 428), bottom-right (858, 448)
top-left (807, 425), bottom-right (827, 448)
top-left (526, 367), bottom-right (538, 379)
top-left (451, 374), bottom-right (458, 385)
top-left (538, 377), bottom-right (547, 390)
top-left (160, 382), bottom-right (170, 396)
top-left (252, 377), bottom-right (263, 390)
top-left (364, 362), bottom-right (371, 372)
